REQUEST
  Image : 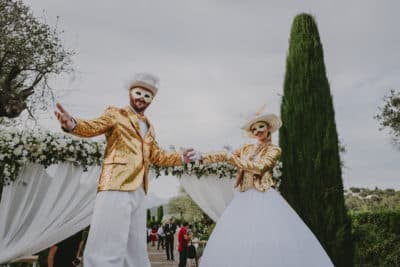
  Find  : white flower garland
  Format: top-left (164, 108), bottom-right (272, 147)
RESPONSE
top-left (0, 129), bottom-right (105, 185)
top-left (0, 129), bottom-right (282, 186)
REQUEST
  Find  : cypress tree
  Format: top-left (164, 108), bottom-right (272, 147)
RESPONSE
top-left (279, 13), bottom-right (354, 266)
top-left (157, 206), bottom-right (164, 222)
top-left (147, 209), bottom-right (151, 223)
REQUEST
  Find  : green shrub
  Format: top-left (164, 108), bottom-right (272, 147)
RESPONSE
top-left (350, 210), bottom-right (400, 266)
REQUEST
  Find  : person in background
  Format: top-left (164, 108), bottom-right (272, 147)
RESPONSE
top-left (72, 227), bottom-right (90, 266)
top-left (163, 218), bottom-right (177, 261)
top-left (150, 225), bottom-right (158, 246)
top-left (147, 227), bottom-right (151, 244)
top-left (178, 222), bottom-right (192, 267)
top-left (48, 231), bottom-right (83, 267)
top-left (157, 224), bottom-right (165, 250)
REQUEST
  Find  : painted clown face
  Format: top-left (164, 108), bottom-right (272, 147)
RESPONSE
top-left (129, 87), bottom-right (154, 113)
top-left (250, 121), bottom-right (270, 141)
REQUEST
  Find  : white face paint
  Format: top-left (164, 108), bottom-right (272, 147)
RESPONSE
top-left (250, 121), bottom-right (268, 136)
top-left (130, 88), bottom-right (154, 103)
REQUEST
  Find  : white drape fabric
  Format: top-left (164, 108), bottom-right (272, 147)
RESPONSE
top-left (179, 175), bottom-right (235, 222)
top-left (0, 163), bottom-right (100, 263)
top-left (0, 163), bottom-right (234, 264)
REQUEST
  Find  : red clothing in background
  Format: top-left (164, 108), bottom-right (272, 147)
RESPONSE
top-left (178, 226), bottom-right (188, 252)
top-left (151, 228), bottom-right (157, 242)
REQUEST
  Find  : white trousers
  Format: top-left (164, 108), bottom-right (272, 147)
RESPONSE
top-left (83, 188), bottom-right (150, 267)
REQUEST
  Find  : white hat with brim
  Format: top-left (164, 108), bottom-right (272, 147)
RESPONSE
top-left (241, 113), bottom-right (282, 134)
top-left (128, 73), bottom-right (159, 96)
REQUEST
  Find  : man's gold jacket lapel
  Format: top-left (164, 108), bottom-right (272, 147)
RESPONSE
top-left (68, 106), bottom-right (183, 193)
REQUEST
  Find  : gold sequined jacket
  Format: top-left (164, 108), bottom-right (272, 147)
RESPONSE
top-left (67, 106), bottom-right (183, 193)
top-left (202, 142), bottom-right (281, 192)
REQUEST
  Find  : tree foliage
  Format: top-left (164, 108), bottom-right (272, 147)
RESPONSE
top-left (350, 210), bottom-right (400, 266)
top-left (147, 209), bottom-right (151, 222)
top-left (168, 191), bottom-right (205, 223)
top-left (375, 89), bottom-right (400, 147)
top-left (0, 0), bottom-right (73, 118)
top-left (279, 13), bottom-right (353, 266)
top-left (157, 205), bottom-right (164, 222)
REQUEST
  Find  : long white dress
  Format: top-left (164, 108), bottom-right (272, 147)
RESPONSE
top-left (199, 188), bottom-right (334, 267)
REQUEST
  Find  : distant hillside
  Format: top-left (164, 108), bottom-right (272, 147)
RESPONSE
top-left (344, 187), bottom-right (400, 211)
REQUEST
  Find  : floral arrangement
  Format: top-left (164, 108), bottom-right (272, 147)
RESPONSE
top-left (152, 161), bottom-right (238, 179)
top-left (0, 129), bottom-right (105, 185)
top-left (0, 129), bottom-right (282, 186)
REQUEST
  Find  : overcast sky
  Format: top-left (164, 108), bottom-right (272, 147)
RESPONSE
top-left (24, 0), bottom-right (400, 197)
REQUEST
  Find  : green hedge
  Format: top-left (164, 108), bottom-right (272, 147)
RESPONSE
top-left (350, 210), bottom-right (400, 266)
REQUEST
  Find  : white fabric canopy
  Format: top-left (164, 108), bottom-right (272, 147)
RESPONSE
top-left (0, 163), bottom-right (99, 263)
top-left (0, 163), bottom-right (233, 263)
top-left (179, 175), bottom-right (235, 222)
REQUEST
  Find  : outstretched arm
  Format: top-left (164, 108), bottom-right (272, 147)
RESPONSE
top-left (55, 103), bottom-right (115, 138)
top-left (54, 103), bottom-right (76, 131)
top-left (230, 146), bottom-right (281, 175)
top-left (201, 147), bottom-right (241, 165)
top-left (47, 245), bottom-right (57, 267)
top-left (150, 141), bottom-right (194, 166)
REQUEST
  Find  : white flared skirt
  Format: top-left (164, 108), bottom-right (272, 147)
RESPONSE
top-left (199, 188), bottom-right (334, 267)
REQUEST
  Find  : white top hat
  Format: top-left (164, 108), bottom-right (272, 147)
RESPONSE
top-left (128, 72), bottom-right (159, 96)
top-left (241, 112), bottom-right (282, 134)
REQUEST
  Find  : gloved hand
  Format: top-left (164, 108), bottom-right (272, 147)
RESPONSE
top-left (189, 150), bottom-right (202, 162)
top-left (182, 148), bottom-right (202, 163)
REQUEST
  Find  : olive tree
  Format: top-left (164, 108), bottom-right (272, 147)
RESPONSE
top-left (375, 89), bottom-right (400, 148)
top-left (0, 0), bottom-right (73, 118)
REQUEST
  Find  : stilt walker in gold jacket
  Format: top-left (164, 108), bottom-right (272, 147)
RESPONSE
top-left (55, 73), bottom-right (195, 267)
top-left (195, 110), bottom-right (334, 267)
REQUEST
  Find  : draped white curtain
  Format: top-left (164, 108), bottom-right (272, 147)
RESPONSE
top-left (0, 163), bottom-right (99, 263)
top-left (0, 164), bottom-right (235, 263)
top-left (179, 175), bottom-right (235, 222)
